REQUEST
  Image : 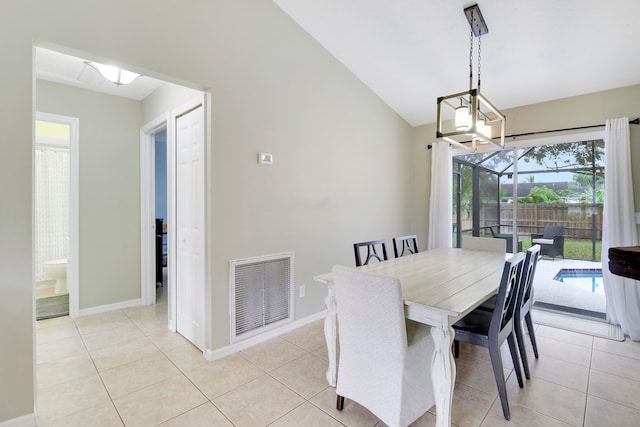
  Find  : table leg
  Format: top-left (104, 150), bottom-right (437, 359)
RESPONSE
top-left (324, 290), bottom-right (338, 387)
top-left (430, 325), bottom-right (456, 427)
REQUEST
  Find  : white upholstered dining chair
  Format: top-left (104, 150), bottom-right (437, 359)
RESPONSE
top-left (461, 236), bottom-right (506, 252)
top-left (332, 265), bottom-right (435, 427)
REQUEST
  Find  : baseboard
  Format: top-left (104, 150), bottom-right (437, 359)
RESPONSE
top-left (78, 298), bottom-right (142, 317)
top-left (205, 310), bottom-right (326, 361)
top-left (0, 413), bottom-right (37, 427)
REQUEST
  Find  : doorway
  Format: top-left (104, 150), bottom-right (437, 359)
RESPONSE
top-left (452, 132), bottom-right (607, 319)
top-left (34, 113), bottom-right (79, 320)
top-left (140, 96), bottom-right (207, 351)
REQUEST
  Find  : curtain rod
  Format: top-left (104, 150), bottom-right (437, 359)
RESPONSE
top-left (428, 117), bottom-right (639, 149)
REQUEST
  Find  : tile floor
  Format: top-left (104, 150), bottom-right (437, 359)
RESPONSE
top-left (36, 288), bottom-right (640, 426)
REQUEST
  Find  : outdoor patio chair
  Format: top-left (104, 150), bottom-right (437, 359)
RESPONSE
top-left (531, 226), bottom-right (565, 259)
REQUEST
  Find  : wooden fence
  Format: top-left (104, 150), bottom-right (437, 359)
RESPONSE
top-left (463, 203), bottom-right (603, 239)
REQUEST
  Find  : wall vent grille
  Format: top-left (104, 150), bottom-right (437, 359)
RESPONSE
top-left (230, 252), bottom-right (294, 342)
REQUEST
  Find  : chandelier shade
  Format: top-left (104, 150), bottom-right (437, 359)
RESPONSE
top-left (436, 4), bottom-right (506, 153)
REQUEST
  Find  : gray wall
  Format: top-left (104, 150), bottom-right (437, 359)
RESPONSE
top-left (36, 80), bottom-right (143, 309)
top-left (1, 1), bottom-right (417, 421)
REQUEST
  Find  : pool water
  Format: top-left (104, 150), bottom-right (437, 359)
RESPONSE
top-left (553, 268), bottom-right (604, 294)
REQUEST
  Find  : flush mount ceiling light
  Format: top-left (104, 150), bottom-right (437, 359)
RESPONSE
top-left (436, 4), bottom-right (506, 152)
top-left (86, 61), bottom-right (140, 85)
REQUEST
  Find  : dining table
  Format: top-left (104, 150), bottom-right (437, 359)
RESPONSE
top-left (314, 247), bottom-right (506, 427)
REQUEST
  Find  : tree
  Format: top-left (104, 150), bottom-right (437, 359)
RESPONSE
top-left (518, 185), bottom-right (562, 203)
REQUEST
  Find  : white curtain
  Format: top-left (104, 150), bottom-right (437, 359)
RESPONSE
top-left (601, 117), bottom-right (640, 340)
top-left (35, 147), bottom-right (70, 281)
top-left (427, 141), bottom-right (452, 249)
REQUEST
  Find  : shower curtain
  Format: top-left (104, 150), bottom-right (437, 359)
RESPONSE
top-left (35, 147), bottom-right (70, 282)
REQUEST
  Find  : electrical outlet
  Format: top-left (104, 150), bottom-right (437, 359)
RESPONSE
top-left (299, 284), bottom-right (306, 298)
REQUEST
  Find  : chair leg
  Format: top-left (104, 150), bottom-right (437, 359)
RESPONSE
top-left (507, 333), bottom-right (524, 388)
top-left (524, 312), bottom-right (539, 358)
top-left (514, 318), bottom-right (530, 380)
top-left (336, 395), bottom-right (344, 411)
top-left (488, 340), bottom-right (510, 421)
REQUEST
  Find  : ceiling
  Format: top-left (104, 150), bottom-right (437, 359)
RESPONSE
top-left (35, 47), bottom-right (164, 101)
top-left (274, 0), bottom-right (640, 126)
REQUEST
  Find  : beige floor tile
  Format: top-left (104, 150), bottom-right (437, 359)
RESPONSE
top-left (37, 402), bottom-right (123, 427)
top-left (312, 343), bottom-right (330, 362)
top-left (157, 402), bottom-right (233, 427)
top-left (100, 353), bottom-right (181, 399)
top-left (164, 341), bottom-right (208, 372)
top-left (37, 315), bottom-right (74, 330)
top-left (37, 374), bottom-right (111, 422)
top-left (505, 374), bottom-right (586, 425)
top-left (593, 336), bottom-right (640, 360)
top-left (81, 321), bottom-right (145, 352)
top-left (240, 336), bottom-right (307, 371)
top-left (584, 395), bottom-right (640, 427)
top-left (591, 349), bottom-right (640, 382)
top-left (270, 402), bottom-right (344, 427)
top-left (309, 386), bottom-right (380, 427)
top-left (75, 311), bottom-right (132, 335)
top-left (213, 375), bottom-right (305, 427)
top-left (113, 375), bottom-right (207, 427)
top-left (147, 329), bottom-right (190, 351)
top-left (588, 369), bottom-right (640, 410)
top-left (408, 410), bottom-right (437, 427)
top-left (280, 320), bottom-right (327, 351)
top-left (524, 350), bottom-right (589, 392)
top-left (450, 382), bottom-right (495, 427)
top-left (37, 322), bottom-right (79, 344)
top-left (455, 356), bottom-right (505, 395)
top-left (535, 324), bottom-right (594, 348)
top-left (480, 400), bottom-right (573, 426)
top-left (89, 336), bottom-right (160, 372)
top-left (37, 334), bottom-right (86, 364)
top-left (533, 335), bottom-right (592, 367)
top-left (271, 353), bottom-right (329, 398)
top-left (185, 354), bottom-right (264, 399)
top-left (37, 352), bottom-right (97, 389)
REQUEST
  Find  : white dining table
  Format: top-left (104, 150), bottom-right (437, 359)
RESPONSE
top-left (314, 247), bottom-right (506, 427)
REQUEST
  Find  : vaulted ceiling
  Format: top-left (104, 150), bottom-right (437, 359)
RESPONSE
top-left (274, 0), bottom-right (640, 126)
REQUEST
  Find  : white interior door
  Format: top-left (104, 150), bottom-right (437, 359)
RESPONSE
top-left (175, 104), bottom-right (205, 350)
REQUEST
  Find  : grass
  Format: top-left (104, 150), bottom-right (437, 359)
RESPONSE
top-left (522, 238), bottom-right (602, 262)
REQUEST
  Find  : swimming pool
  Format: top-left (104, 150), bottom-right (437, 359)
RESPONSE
top-left (553, 268), bottom-right (604, 294)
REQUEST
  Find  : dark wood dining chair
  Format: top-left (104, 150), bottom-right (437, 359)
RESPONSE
top-left (392, 235), bottom-right (419, 258)
top-left (453, 253), bottom-right (526, 421)
top-left (477, 245), bottom-right (541, 379)
top-left (353, 240), bottom-right (388, 266)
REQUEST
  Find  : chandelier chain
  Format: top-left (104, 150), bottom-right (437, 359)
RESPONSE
top-left (477, 34), bottom-right (482, 88)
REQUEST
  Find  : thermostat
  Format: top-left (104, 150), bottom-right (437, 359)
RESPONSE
top-left (258, 152), bottom-right (273, 165)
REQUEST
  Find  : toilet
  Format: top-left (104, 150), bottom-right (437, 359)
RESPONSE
top-left (44, 259), bottom-right (68, 295)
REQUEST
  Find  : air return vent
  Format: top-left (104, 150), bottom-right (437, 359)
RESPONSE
top-left (230, 252), bottom-right (294, 342)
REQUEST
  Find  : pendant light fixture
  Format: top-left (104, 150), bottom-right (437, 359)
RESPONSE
top-left (436, 4), bottom-right (506, 152)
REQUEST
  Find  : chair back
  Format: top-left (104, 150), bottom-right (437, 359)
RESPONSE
top-left (543, 226), bottom-right (565, 238)
top-left (392, 235), bottom-right (419, 258)
top-left (491, 253), bottom-right (525, 338)
top-left (332, 265), bottom-right (408, 377)
top-left (519, 245), bottom-right (541, 313)
top-left (461, 236), bottom-right (506, 253)
top-left (353, 239), bottom-right (388, 266)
